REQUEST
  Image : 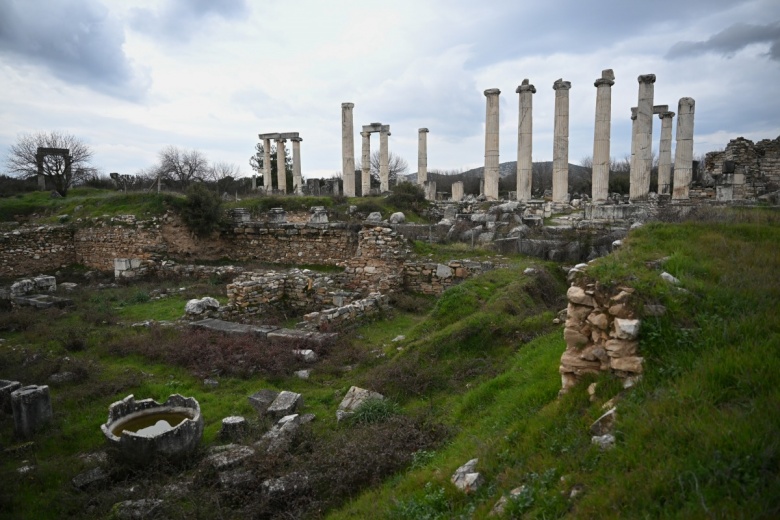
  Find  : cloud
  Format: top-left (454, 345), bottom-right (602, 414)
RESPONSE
top-left (0, 0), bottom-right (150, 101)
top-left (666, 21), bottom-right (780, 61)
top-left (130, 0), bottom-right (249, 42)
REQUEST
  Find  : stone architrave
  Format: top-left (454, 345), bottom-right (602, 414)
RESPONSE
top-left (263, 137), bottom-right (272, 193)
top-left (483, 88), bottom-right (501, 200)
top-left (291, 137), bottom-right (303, 195)
top-left (341, 102), bottom-right (356, 197)
top-left (657, 111), bottom-right (675, 196)
top-left (361, 131), bottom-right (371, 197)
top-left (592, 69), bottom-right (615, 202)
top-left (276, 138), bottom-right (287, 194)
top-left (630, 74), bottom-right (656, 201)
top-left (516, 79), bottom-right (536, 201)
top-left (379, 125), bottom-right (390, 192)
top-left (418, 128), bottom-right (429, 185)
top-left (451, 181), bottom-right (464, 202)
top-left (552, 79), bottom-right (572, 203)
top-left (672, 98), bottom-right (696, 200)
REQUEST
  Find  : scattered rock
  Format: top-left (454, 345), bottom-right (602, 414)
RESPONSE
top-left (203, 378), bottom-right (219, 387)
top-left (220, 416), bottom-right (248, 442)
top-left (72, 467), bottom-right (110, 490)
top-left (218, 468), bottom-right (255, 488)
top-left (389, 212), bottom-right (405, 224)
top-left (248, 389), bottom-right (280, 417)
top-left (266, 391), bottom-right (303, 419)
top-left (204, 444), bottom-right (255, 471)
top-left (589, 407), bottom-right (617, 436)
top-left (336, 386), bottom-right (384, 421)
top-left (391, 335), bottom-right (405, 342)
top-left (451, 458), bottom-right (483, 493)
top-left (184, 297), bottom-right (220, 315)
top-left (489, 486), bottom-right (525, 516)
top-left (262, 472), bottom-right (310, 500)
top-left (259, 414), bottom-right (301, 454)
top-left (591, 434), bottom-right (615, 450)
top-left (110, 499), bottom-right (164, 520)
top-left (292, 349), bottom-right (318, 363)
top-left (365, 212), bottom-right (383, 223)
top-left (660, 272), bottom-right (680, 285)
top-left (294, 369), bottom-right (310, 379)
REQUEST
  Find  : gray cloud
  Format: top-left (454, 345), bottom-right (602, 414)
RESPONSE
top-left (130, 0), bottom-right (249, 42)
top-left (667, 21), bottom-right (780, 61)
top-left (0, 0), bottom-right (149, 101)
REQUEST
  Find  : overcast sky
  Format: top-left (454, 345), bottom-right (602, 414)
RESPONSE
top-left (1, 0), bottom-right (779, 181)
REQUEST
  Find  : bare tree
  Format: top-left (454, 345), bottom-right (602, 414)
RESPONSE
top-left (207, 161), bottom-right (242, 194)
top-left (358, 150), bottom-right (409, 186)
top-left (155, 146), bottom-right (209, 190)
top-left (4, 130), bottom-right (95, 196)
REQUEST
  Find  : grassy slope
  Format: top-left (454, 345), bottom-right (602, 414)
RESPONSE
top-left (328, 212), bottom-right (780, 519)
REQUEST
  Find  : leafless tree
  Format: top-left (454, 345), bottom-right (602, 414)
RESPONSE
top-left (154, 145), bottom-right (209, 190)
top-left (207, 161), bottom-right (242, 194)
top-left (4, 130), bottom-right (95, 196)
top-left (356, 150), bottom-right (409, 186)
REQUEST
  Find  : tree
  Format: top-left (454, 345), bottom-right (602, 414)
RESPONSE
top-left (248, 142), bottom-right (293, 192)
top-left (4, 131), bottom-right (95, 196)
top-left (207, 161), bottom-right (242, 195)
top-left (364, 150), bottom-right (408, 187)
top-left (178, 182), bottom-right (223, 236)
top-left (155, 145), bottom-right (209, 190)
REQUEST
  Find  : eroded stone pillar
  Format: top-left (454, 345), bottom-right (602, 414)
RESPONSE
top-left (341, 102), bottom-right (356, 197)
top-left (361, 131), bottom-right (371, 197)
top-left (516, 79), bottom-right (536, 201)
top-left (592, 70), bottom-right (615, 203)
top-left (291, 137), bottom-right (303, 195)
top-left (657, 111), bottom-right (675, 196)
top-left (276, 138), bottom-right (287, 194)
top-left (380, 125), bottom-right (390, 192)
top-left (552, 79), bottom-right (572, 203)
top-left (263, 137), bottom-right (272, 193)
top-left (483, 88), bottom-right (501, 200)
top-left (418, 128), bottom-right (429, 185)
top-left (672, 98), bottom-right (695, 200)
top-left (451, 181), bottom-right (464, 202)
top-left (12, 385), bottom-right (52, 438)
top-left (630, 74), bottom-right (656, 201)
top-left (424, 180), bottom-right (437, 201)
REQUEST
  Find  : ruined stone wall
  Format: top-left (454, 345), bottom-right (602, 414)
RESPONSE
top-left (0, 225), bottom-right (75, 277)
top-left (342, 226), bottom-right (409, 294)
top-left (402, 259), bottom-right (503, 295)
top-left (114, 259), bottom-right (246, 281)
top-left (559, 276), bottom-right (646, 393)
top-left (704, 136), bottom-right (780, 200)
top-left (302, 293), bottom-right (389, 331)
top-left (75, 223), bottom-right (166, 271)
top-left (229, 223), bottom-right (358, 266)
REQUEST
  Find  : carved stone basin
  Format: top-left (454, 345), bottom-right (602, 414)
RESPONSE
top-left (101, 394), bottom-right (203, 465)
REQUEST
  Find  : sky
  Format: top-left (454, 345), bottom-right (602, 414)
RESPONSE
top-left (1, 0), bottom-right (779, 181)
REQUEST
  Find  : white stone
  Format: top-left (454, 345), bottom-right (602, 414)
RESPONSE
top-left (613, 318), bottom-right (641, 340)
top-left (185, 297), bottom-right (220, 315)
top-left (660, 272), bottom-right (680, 285)
top-left (451, 458), bottom-right (483, 493)
top-left (389, 212), bottom-right (405, 224)
top-left (435, 264), bottom-right (453, 278)
top-left (336, 386), bottom-right (383, 421)
top-left (591, 434), bottom-right (615, 450)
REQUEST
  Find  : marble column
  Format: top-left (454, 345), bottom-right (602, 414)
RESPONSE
top-left (380, 125), bottom-right (390, 192)
top-left (424, 180), bottom-right (437, 201)
top-left (516, 79), bottom-right (536, 201)
top-left (657, 111), bottom-right (675, 196)
top-left (418, 128), bottom-right (429, 185)
top-left (552, 79), bottom-right (572, 203)
top-left (592, 69), bottom-right (615, 203)
top-left (630, 74), bottom-right (656, 201)
top-left (263, 137), bottom-right (272, 193)
top-left (276, 138), bottom-right (287, 194)
top-left (628, 107), bottom-right (638, 196)
top-left (341, 102), bottom-right (356, 197)
top-left (672, 97), bottom-right (695, 200)
top-left (483, 88), bottom-right (501, 200)
top-left (361, 131), bottom-right (371, 197)
top-left (291, 137), bottom-right (303, 195)
top-left (452, 181), bottom-right (464, 202)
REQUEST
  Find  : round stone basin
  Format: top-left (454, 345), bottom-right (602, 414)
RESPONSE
top-left (101, 394), bottom-right (203, 465)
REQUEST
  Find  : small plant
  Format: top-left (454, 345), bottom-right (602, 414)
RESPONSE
top-left (177, 183), bottom-right (224, 236)
top-left (352, 397), bottom-right (401, 424)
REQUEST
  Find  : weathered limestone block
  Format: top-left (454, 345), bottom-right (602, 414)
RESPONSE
top-left (220, 416), bottom-right (248, 441)
top-left (336, 386), bottom-right (383, 421)
top-left (564, 327), bottom-right (589, 349)
top-left (248, 389), bottom-right (280, 417)
top-left (11, 385), bottom-right (52, 438)
top-left (567, 303), bottom-right (592, 322)
top-left (613, 318), bottom-right (641, 340)
top-left (605, 339), bottom-right (638, 358)
top-left (451, 458), bottom-right (484, 493)
top-left (586, 311), bottom-right (609, 330)
top-left (266, 391), bottom-right (302, 419)
top-left (610, 356), bottom-right (644, 373)
top-left (560, 348), bottom-right (601, 371)
top-left (567, 286), bottom-right (595, 307)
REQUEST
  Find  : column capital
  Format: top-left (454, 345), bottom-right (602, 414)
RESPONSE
top-left (290, 137), bottom-right (303, 142)
top-left (658, 111), bottom-right (675, 120)
top-left (637, 74), bottom-right (656, 84)
top-left (678, 97), bottom-right (695, 110)
top-left (552, 78), bottom-right (571, 91)
top-left (419, 128), bottom-right (429, 133)
top-left (341, 102), bottom-right (354, 109)
top-left (275, 137), bottom-right (287, 143)
top-left (594, 69), bottom-right (615, 87)
top-left (484, 88), bottom-right (501, 96)
top-left (516, 78), bottom-right (536, 93)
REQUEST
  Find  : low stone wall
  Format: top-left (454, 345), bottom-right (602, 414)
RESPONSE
top-left (0, 226), bottom-right (75, 277)
top-left (230, 223), bottom-right (358, 266)
top-left (114, 259), bottom-right (246, 281)
top-left (559, 276), bottom-right (645, 393)
top-left (402, 259), bottom-right (504, 295)
top-left (342, 226), bottom-right (409, 294)
top-left (301, 293), bottom-right (389, 330)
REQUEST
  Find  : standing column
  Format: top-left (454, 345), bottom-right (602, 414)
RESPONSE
top-left (657, 111), bottom-right (675, 196)
top-left (592, 69), bottom-right (615, 203)
top-left (276, 138), bottom-right (287, 194)
top-left (361, 131), bottom-right (371, 197)
top-left (483, 88), bottom-right (501, 200)
top-left (672, 98), bottom-right (695, 200)
top-left (630, 74), bottom-right (656, 201)
top-left (628, 107), bottom-right (638, 198)
top-left (516, 79), bottom-right (536, 201)
top-left (418, 128), bottom-right (429, 185)
top-left (263, 137), bottom-right (272, 193)
top-left (291, 137), bottom-right (303, 195)
top-left (341, 102), bottom-right (356, 197)
top-left (380, 125), bottom-right (390, 192)
top-left (552, 79), bottom-right (572, 204)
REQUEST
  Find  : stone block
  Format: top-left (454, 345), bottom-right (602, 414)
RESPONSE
top-left (567, 286), bottom-right (595, 306)
top-left (248, 389), bottom-right (279, 417)
top-left (605, 339), bottom-right (638, 357)
top-left (610, 356), bottom-right (644, 373)
top-left (0, 379), bottom-right (22, 413)
top-left (586, 311), bottom-right (609, 330)
top-left (266, 391), bottom-right (302, 419)
top-left (613, 318), bottom-right (641, 340)
top-left (11, 385), bottom-right (53, 438)
top-left (563, 327), bottom-right (589, 349)
top-left (451, 458), bottom-right (483, 493)
top-left (336, 386), bottom-right (384, 421)
top-left (205, 444), bottom-right (255, 471)
top-left (219, 416), bottom-right (248, 441)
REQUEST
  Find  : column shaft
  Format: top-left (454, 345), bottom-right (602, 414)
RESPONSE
top-left (418, 128), bottom-right (429, 186)
top-left (592, 70), bottom-right (615, 202)
top-left (361, 131), bottom-right (371, 197)
top-left (452, 181), bottom-right (464, 202)
top-left (483, 88), bottom-right (501, 200)
top-left (291, 137), bottom-right (302, 195)
top-left (516, 80), bottom-right (536, 201)
top-left (552, 79), bottom-right (572, 203)
top-left (263, 138), bottom-right (272, 193)
top-left (379, 126), bottom-right (390, 192)
top-left (657, 112), bottom-right (675, 195)
top-left (672, 98), bottom-right (695, 200)
top-left (276, 139), bottom-right (287, 194)
top-left (630, 74), bottom-right (656, 201)
top-left (341, 103), bottom-right (355, 197)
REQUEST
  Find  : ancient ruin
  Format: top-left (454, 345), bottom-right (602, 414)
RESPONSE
top-left (552, 79), bottom-right (571, 204)
top-left (591, 70), bottom-right (614, 203)
top-left (360, 123), bottom-right (392, 195)
top-left (483, 88), bottom-right (501, 200)
top-left (516, 79), bottom-right (536, 201)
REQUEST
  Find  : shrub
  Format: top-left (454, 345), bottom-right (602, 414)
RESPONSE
top-left (386, 182), bottom-right (428, 213)
top-left (351, 397), bottom-right (401, 424)
top-left (177, 183), bottom-right (224, 236)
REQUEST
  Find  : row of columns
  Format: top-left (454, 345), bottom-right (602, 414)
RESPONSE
top-left (257, 132), bottom-right (303, 194)
top-left (360, 123), bottom-right (391, 194)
